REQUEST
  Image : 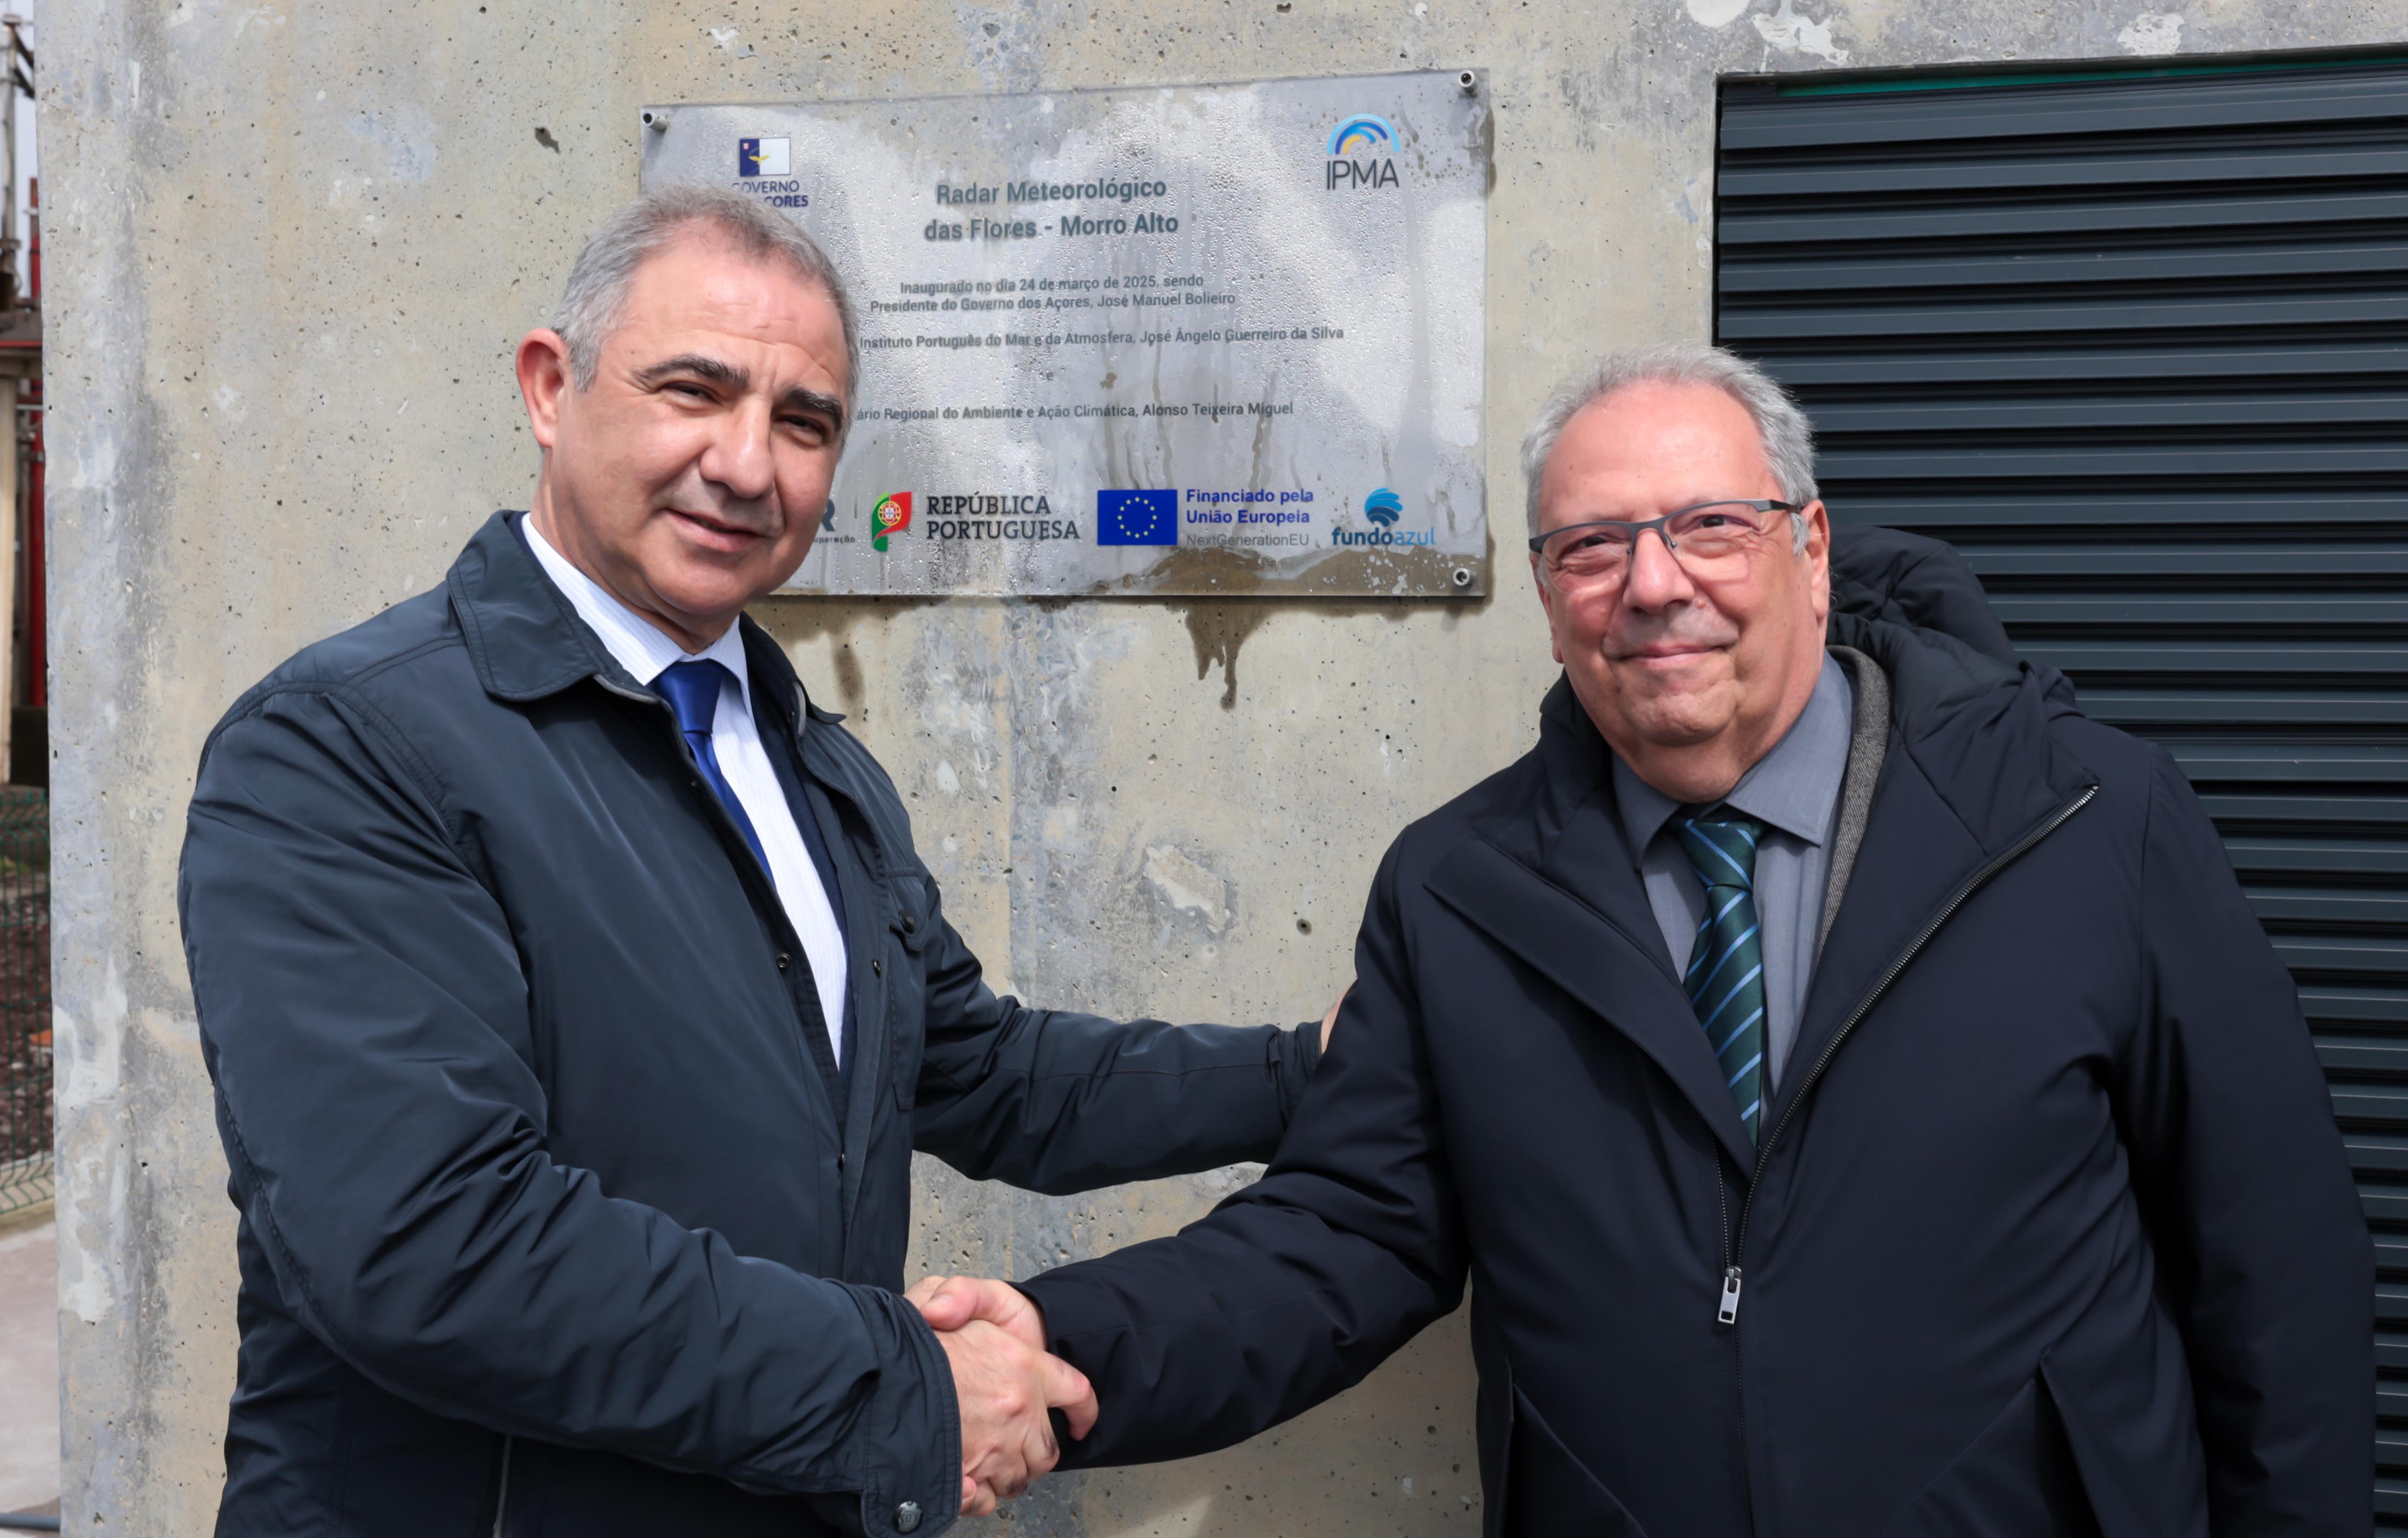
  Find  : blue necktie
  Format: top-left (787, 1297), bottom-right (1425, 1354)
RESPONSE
top-left (655, 660), bottom-right (769, 873)
top-left (1676, 810), bottom-right (1768, 1142)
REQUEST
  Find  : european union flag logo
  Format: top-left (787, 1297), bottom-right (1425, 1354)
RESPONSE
top-left (1097, 489), bottom-right (1178, 546)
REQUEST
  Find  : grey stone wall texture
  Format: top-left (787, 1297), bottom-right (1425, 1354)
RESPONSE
top-left (38, 0), bottom-right (2400, 1532)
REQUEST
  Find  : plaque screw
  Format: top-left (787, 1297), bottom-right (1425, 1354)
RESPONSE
top-left (1451, 567), bottom-right (1473, 589)
top-left (642, 108), bottom-right (670, 133)
top-left (1457, 71), bottom-right (1478, 95)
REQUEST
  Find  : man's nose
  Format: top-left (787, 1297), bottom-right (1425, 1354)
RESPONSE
top-left (700, 398), bottom-right (778, 503)
top-left (1619, 525), bottom-right (1697, 612)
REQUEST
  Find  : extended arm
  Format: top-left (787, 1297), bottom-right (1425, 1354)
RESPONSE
top-left (181, 689), bottom-right (958, 1519)
top-left (907, 868), bottom-right (1321, 1195)
top-left (2119, 749), bottom-right (2371, 1530)
top-left (1013, 847), bottom-right (1463, 1465)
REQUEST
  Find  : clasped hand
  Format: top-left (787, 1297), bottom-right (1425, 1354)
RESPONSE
top-left (905, 992), bottom-right (1344, 1514)
top-left (905, 1275), bottom-right (1095, 1516)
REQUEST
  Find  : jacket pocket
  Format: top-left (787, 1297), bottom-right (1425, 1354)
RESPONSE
top-left (1497, 1381), bottom-right (1651, 1538)
top-left (1878, 1370), bottom-right (2105, 1538)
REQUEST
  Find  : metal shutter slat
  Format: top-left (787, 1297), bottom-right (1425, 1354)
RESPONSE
top-left (1761, 346), bottom-right (2408, 388)
top-left (1724, 294), bottom-right (2408, 341)
top-left (1840, 496), bottom-right (2408, 531)
top-left (1725, 243), bottom-right (2408, 295)
top-left (1721, 70), bottom-right (2408, 149)
top-left (2084, 694), bottom-right (2408, 729)
top-left (1722, 191), bottom-right (2408, 247)
top-left (1716, 144), bottom-right (2408, 200)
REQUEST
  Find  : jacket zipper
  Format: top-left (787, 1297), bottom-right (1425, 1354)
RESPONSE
top-left (1711, 782), bottom-right (2097, 1322)
top-left (1710, 783), bottom-right (2097, 1530)
top-left (489, 1435), bottom-right (515, 1537)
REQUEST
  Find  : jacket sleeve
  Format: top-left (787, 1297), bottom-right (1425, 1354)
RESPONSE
top-left (1014, 842), bottom-right (1463, 1465)
top-left (180, 687), bottom-right (961, 1524)
top-left (2118, 747), bottom-right (2372, 1531)
top-left (907, 871), bottom-right (1320, 1196)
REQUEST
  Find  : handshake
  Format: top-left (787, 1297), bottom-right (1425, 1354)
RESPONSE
top-left (905, 1274), bottom-right (1089, 1517)
top-left (901, 988), bottom-right (1345, 1516)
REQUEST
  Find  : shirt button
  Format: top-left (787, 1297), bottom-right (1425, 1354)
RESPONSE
top-left (901, 914), bottom-right (918, 934)
top-left (776, 953), bottom-right (791, 971)
top-left (895, 1500), bottom-right (922, 1532)
top-left (872, 958), bottom-right (883, 977)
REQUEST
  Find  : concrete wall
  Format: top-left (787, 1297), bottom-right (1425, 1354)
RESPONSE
top-left (41, 0), bottom-right (2396, 1532)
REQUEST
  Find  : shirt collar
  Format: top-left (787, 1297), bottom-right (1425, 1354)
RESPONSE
top-left (521, 516), bottom-right (753, 715)
top-left (1611, 652), bottom-right (1855, 856)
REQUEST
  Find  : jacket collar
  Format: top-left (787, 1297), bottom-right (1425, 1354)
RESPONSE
top-left (446, 510), bottom-right (844, 729)
top-left (1425, 677), bottom-right (1761, 1168)
top-left (1428, 613), bottom-right (2096, 1172)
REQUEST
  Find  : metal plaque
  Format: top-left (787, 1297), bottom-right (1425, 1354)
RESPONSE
top-left (639, 71), bottom-right (1490, 597)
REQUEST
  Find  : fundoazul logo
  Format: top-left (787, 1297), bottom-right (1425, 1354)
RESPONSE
top-left (1364, 488), bottom-right (1404, 527)
top-left (871, 493), bottom-right (912, 551)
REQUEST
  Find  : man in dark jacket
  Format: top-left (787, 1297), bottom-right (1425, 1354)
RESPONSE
top-left (919, 343), bottom-right (2372, 1534)
top-left (176, 185), bottom-right (1326, 1538)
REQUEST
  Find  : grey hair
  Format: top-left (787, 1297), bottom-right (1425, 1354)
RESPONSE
top-left (549, 183), bottom-right (860, 413)
top-left (1519, 342), bottom-right (1819, 549)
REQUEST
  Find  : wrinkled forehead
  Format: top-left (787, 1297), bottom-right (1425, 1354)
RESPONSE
top-left (615, 235), bottom-right (852, 389)
top-left (1539, 392), bottom-right (1779, 529)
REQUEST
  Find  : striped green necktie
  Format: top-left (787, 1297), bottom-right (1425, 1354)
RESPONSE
top-left (1676, 810), bottom-right (1768, 1142)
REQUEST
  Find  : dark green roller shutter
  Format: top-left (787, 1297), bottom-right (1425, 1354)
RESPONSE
top-left (1716, 55), bottom-right (2408, 1525)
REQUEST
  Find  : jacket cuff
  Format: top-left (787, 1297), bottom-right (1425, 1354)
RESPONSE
top-left (1015, 1268), bottom-right (1123, 1472)
top-left (827, 1288), bottom-right (963, 1538)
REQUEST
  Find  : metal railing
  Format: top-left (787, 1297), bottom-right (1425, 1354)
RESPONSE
top-left (0, 785), bottom-right (49, 1220)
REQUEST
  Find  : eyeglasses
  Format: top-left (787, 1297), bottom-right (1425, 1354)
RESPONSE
top-left (1527, 499), bottom-right (1800, 587)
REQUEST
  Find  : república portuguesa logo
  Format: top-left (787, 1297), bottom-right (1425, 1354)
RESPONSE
top-left (1326, 114), bottom-right (1400, 191)
top-left (1334, 487), bottom-right (1434, 548)
top-left (918, 494), bottom-right (1079, 540)
top-left (871, 493), bottom-right (912, 551)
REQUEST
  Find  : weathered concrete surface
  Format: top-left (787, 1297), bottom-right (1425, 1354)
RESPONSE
top-left (0, 1215), bottom-right (59, 1516)
top-left (41, 0), bottom-right (2400, 1533)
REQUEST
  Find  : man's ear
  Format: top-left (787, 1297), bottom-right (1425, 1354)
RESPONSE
top-left (516, 329), bottom-right (574, 452)
top-left (1800, 498), bottom-right (1832, 625)
top-left (1531, 555), bottom-right (1567, 666)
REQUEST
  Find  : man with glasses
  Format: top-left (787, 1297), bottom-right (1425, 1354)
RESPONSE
top-left (913, 342), bottom-right (2370, 1534)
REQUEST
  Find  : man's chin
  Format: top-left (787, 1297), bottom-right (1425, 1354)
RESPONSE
top-left (1608, 681), bottom-right (1737, 750)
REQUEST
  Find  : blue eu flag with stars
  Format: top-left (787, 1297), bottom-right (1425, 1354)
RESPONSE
top-left (1097, 489), bottom-right (1177, 545)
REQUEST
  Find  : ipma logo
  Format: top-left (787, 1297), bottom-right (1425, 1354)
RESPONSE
top-left (871, 493), bottom-right (912, 551)
top-left (1325, 114), bottom-right (1401, 192)
top-left (1327, 116), bottom-right (1395, 156)
top-left (1365, 488), bottom-right (1404, 527)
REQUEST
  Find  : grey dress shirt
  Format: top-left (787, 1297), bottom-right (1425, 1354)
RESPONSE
top-left (1612, 654), bottom-right (1855, 1093)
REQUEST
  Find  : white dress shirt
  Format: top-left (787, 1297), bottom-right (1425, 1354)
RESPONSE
top-left (523, 517), bottom-right (850, 1064)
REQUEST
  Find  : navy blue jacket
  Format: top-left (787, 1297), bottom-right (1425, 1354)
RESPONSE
top-left (178, 512), bottom-right (1320, 1538)
top-left (1022, 534), bottom-right (2371, 1536)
